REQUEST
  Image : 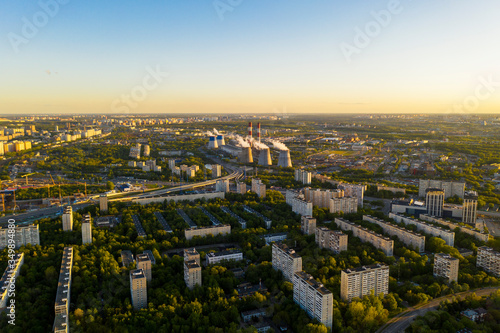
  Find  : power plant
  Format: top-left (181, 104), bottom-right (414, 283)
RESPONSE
top-left (239, 147), bottom-right (253, 163)
top-left (208, 136), bottom-right (218, 149)
top-left (248, 122), bottom-right (253, 140)
top-left (258, 148), bottom-right (272, 166)
top-left (277, 149), bottom-right (292, 168)
top-left (216, 135), bottom-right (225, 147)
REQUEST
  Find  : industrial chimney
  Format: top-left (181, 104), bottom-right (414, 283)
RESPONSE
top-left (216, 135), bottom-right (225, 146)
top-left (248, 122), bottom-right (253, 139)
top-left (278, 149), bottom-right (292, 168)
top-left (258, 148), bottom-right (272, 166)
top-left (239, 147), bottom-right (254, 163)
top-left (208, 136), bottom-right (218, 149)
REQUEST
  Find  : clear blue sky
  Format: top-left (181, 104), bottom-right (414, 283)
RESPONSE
top-left (1, 0), bottom-right (499, 114)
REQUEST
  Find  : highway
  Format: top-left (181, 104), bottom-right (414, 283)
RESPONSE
top-left (377, 287), bottom-right (500, 333)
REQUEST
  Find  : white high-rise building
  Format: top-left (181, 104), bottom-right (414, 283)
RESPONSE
top-left (293, 271), bottom-right (333, 329)
top-left (81, 214), bottom-right (92, 244)
top-left (272, 243), bottom-right (302, 282)
top-left (62, 206), bottom-right (73, 231)
top-left (130, 269), bottom-right (147, 310)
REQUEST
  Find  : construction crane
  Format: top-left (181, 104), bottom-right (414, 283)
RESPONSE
top-left (48, 173), bottom-right (62, 205)
top-left (21, 172), bottom-right (37, 186)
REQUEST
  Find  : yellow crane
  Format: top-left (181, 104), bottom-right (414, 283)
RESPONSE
top-left (21, 172), bottom-right (37, 186)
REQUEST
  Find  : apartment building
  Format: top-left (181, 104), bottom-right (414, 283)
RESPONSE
top-left (136, 253), bottom-right (152, 282)
top-left (81, 214), bottom-right (92, 244)
top-left (304, 188), bottom-right (344, 209)
top-left (215, 179), bottom-right (230, 193)
top-left (211, 164), bottom-right (222, 178)
top-left (236, 182), bottom-right (247, 194)
top-left (390, 213), bottom-right (456, 246)
top-left (53, 247), bottom-right (73, 331)
top-left (330, 197), bottom-right (358, 214)
top-left (62, 206), bottom-right (73, 231)
top-left (363, 215), bottom-right (425, 253)
top-left (294, 169), bottom-right (312, 184)
top-left (418, 179), bottom-right (465, 199)
top-left (99, 195), bottom-right (108, 212)
top-left (462, 191), bottom-right (478, 225)
top-left (433, 253), bottom-right (459, 283)
top-left (334, 218), bottom-right (394, 256)
top-left (477, 246), bottom-right (500, 277)
top-left (338, 183), bottom-right (365, 208)
top-left (130, 269), bottom-right (147, 310)
top-left (0, 224), bottom-right (40, 249)
top-left (251, 178), bottom-right (266, 198)
top-left (184, 248), bottom-right (202, 289)
top-left (315, 227), bottom-right (348, 254)
top-left (206, 249), bottom-right (243, 266)
top-left (0, 253), bottom-right (24, 310)
top-left (184, 224), bottom-right (231, 240)
top-left (340, 263), bottom-right (389, 301)
top-left (286, 190), bottom-right (313, 217)
top-left (301, 216), bottom-right (317, 235)
top-left (272, 243), bottom-right (302, 282)
top-left (293, 271), bottom-right (333, 329)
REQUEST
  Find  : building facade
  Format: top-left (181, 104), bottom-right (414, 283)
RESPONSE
top-left (184, 224), bottom-right (231, 240)
top-left (184, 248), bottom-right (202, 289)
top-left (390, 213), bottom-right (456, 246)
top-left (272, 243), bottom-right (302, 282)
top-left (81, 214), bottom-right (92, 244)
top-left (334, 218), bottom-right (394, 256)
top-left (433, 253), bottom-right (459, 283)
top-left (62, 206), bottom-right (73, 231)
top-left (419, 179), bottom-right (465, 199)
top-left (340, 263), bottom-right (389, 301)
top-left (293, 271), bottom-right (333, 328)
top-left (426, 188), bottom-right (445, 217)
top-left (130, 269), bottom-right (147, 310)
top-left (136, 254), bottom-right (152, 282)
top-left (301, 216), bottom-right (316, 235)
top-left (0, 253), bottom-right (24, 310)
top-left (330, 197), bottom-right (358, 214)
top-left (0, 224), bottom-right (40, 249)
top-left (477, 246), bottom-right (500, 277)
top-left (315, 227), bottom-right (348, 254)
top-left (462, 191), bottom-right (478, 225)
top-left (206, 249), bottom-right (243, 266)
top-left (53, 247), bottom-right (73, 331)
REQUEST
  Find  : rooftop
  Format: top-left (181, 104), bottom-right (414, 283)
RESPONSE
top-left (130, 269), bottom-right (146, 280)
top-left (343, 263), bottom-right (388, 274)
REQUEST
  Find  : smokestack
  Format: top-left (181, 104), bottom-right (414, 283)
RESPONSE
top-left (258, 148), bottom-right (272, 166)
top-left (248, 122), bottom-right (253, 139)
top-left (208, 136), bottom-right (218, 149)
top-left (216, 135), bottom-right (225, 146)
top-left (239, 147), bottom-right (253, 163)
top-left (278, 150), bottom-right (292, 168)
top-left (257, 123), bottom-right (261, 143)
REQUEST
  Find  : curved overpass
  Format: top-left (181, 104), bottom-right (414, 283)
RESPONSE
top-left (110, 167), bottom-right (243, 202)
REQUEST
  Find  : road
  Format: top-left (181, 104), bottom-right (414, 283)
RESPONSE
top-left (0, 202), bottom-right (91, 226)
top-left (377, 287), bottom-right (500, 333)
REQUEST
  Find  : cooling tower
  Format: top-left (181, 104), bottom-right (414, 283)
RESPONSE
top-left (277, 149), bottom-right (292, 168)
top-left (208, 136), bottom-right (218, 149)
top-left (258, 148), bottom-right (272, 166)
top-left (216, 135), bottom-right (225, 146)
top-left (239, 147), bottom-right (253, 163)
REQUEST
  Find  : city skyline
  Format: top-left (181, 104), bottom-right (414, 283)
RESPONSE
top-left (1, 0), bottom-right (500, 114)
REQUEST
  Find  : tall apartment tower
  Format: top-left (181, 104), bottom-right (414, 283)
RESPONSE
top-left (477, 246), bottom-right (500, 277)
top-left (433, 253), bottom-right (459, 283)
top-left (62, 206), bottom-right (73, 231)
top-left (426, 188), bottom-right (444, 217)
top-left (81, 214), bottom-right (92, 244)
top-left (236, 182), bottom-right (247, 195)
top-left (315, 227), bottom-right (348, 254)
top-left (184, 248), bottom-right (202, 289)
top-left (99, 194), bottom-right (108, 213)
top-left (271, 243), bottom-right (302, 282)
top-left (301, 216), bottom-right (316, 235)
top-left (340, 264), bottom-right (389, 301)
top-left (212, 164), bottom-right (222, 178)
top-left (293, 271), bottom-right (333, 329)
top-left (136, 254), bottom-right (152, 282)
top-left (130, 269), bottom-right (147, 310)
top-left (462, 191), bottom-right (478, 225)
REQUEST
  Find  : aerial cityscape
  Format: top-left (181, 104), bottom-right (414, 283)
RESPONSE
top-left (1, 1), bottom-right (500, 333)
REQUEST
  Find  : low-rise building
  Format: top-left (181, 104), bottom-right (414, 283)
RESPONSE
top-left (184, 224), bottom-right (231, 240)
top-left (206, 249), bottom-right (243, 266)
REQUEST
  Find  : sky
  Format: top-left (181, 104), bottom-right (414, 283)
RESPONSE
top-left (0, 0), bottom-right (499, 115)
